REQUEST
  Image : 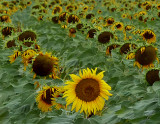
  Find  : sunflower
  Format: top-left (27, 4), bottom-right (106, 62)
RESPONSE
top-left (36, 85), bottom-right (65, 112)
top-left (104, 17), bottom-right (114, 26)
top-left (112, 22), bottom-right (124, 31)
top-left (120, 43), bottom-right (137, 55)
top-left (52, 5), bottom-right (62, 15)
top-left (22, 49), bottom-right (37, 71)
top-left (52, 16), bottom-right (59, 23)
top-left (83, 6), bottom-right (88, 12)
top-left (2, 27), bottom-right (15, 38)
top-left (58, 12), bottom-right (69, 23)
top-left (134, 46), bottom-right (159, 69)
top-left (0, 15), bottom-right (11, 23)
top-left (67, 14), bottom-right (80, 24)
top-left (87, 29), bottom-right (97, 38)
top-left (32, 52), bottom-right (59, 79)
top-left (141, 29), bottom-right (156, 43)
top-left (157, 4), bottom-right (160, 10)
top-left (106, 44), bottom-right (120, 55)
top-left (63, 68), bottom-right (112, 115)
top-left (86, 13), bottom-right (94, 20)
top-left (76, 23), bottom-right (83, 30)
top-left (98, 31), bottom-right (114, 44)
top-left (146, 69), bottom-right (160, 86)
top-left (65, 4), bottom-right (75, 13)
top-left (69, 28), bottom-right (76, 37)
top-left (6, 40), bottom-right (16, 48)
top-left (8, 50), bottom-right (21, 63)
top-left (18, 30), bottom-right (37, 42)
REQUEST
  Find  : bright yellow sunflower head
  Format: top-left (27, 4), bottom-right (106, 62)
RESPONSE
top-left (36, 85), bottom-right (65, 112)
top-left (63, 68), bottom-right (112, 115)
top-left (141, 29), bottom-right (156, 43)
top-left (32, 52), bottom-right (59, 79)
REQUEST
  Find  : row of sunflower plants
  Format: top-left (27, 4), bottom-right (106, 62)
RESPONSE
top-left (1, 0), bottom-right (160, 124)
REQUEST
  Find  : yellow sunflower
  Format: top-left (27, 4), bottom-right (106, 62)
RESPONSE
top-left (141, 29), bottom-right (156, 43)
top-left (0, 15), bottom-right (11, 23)
top-left (52, 5), bottom-right (62, 15)
top-left (36, 85), bottom-right (65, 112)
top-left (32, 52), bottom-right (59, 79)
top-left (8, 50), bottom-right (21, 63)
top-left (63, 68), bottom-right (112, 115)
top-left (111, 22), bottom-right (124, 31)
top-left (21, 49), bottom-right (37, 71)
top-left (134, 46), bottom-right (159, 70)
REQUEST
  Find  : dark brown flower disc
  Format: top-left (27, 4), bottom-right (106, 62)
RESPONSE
top-left (67, 15), bottom-right (79, 23)
top-left (59, 12), bottom-right (68, 22)
top-left (18, 31), bottom-right (36, 42)
top-left (86, 14), bottom-right (94, 19)
top-left (75, 79), bottom-right (100, 102)
top-left (87, 29), bottom-right (96, 38)
top-left (42, 88), bottom-right (54, 104)
top-left (52, 16), bottom-right (59, 23)
top-left (32, 54), bottom-right (54, 76)
top-left (135, 46), bottom-right (156, 65)
top-left (98, 31), bottom-right (113, 44)
top-left (6, 40), bottom-right (16, 48)
top-left (69, 28), bottom-right (76, 34)
top-left (146, 69), bottom-right (160, 85)
top-left (120, 43), bottom-right (137, 54)
top-left (2, 27), bottom-right (14, 37)
top-left (76, 24), bottom-right (83, 30)
top-left (107, 44), bottom-right (120, 54)
top-left (143, 31), bottom-right (154, 39)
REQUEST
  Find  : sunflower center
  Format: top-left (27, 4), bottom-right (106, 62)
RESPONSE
top-left (135, 46), bottom-right (156, 65)
top-left (98, 31), bottom-right (113, 44)
top-left (143, 31), bottom-right (154, 39)
top-left (116, 24), bottom-right (121, 28)
top-left (42, 89), bottom-right (54, 105)
top-left (32, 54), bottom-right (54, 76)
top-left (75, 78), bottom-right (100, 102)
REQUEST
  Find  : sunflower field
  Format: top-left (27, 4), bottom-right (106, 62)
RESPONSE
top-left (1, 0), bottom-right (160, 123)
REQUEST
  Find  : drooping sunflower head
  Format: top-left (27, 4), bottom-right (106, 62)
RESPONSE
top-left (86, 13), bottom-right (94, 20)
top-left (120, 43), bottom-right (137, 55)
top-left (134, 46), bottom-right (158, 69)
top-left (52, 16), bottom-right (59, 24)
top-left (87, 29), bottom-right (97, 38)
top-left (0, 15), bottom-right (11, 23)
top-left (69, 28), bottom-right (76, 37)
top-left (63, 68), bottom-right (112, 115)
top-left (8, 50), bottom-right (21, 63)
top-left (76, 23), bottom-right (83, 30)
top-left (4, 37), bottom-right (17, 48)
top-left (67, 14), bottom-right (80, 24)
top-left (58, 12), bottom-right (69, 23)
top-left (125, 25), bottom-right (134, 31)
top-left (1, 26), bottom-right (15, 38)
top-left (18, 30), bottom-right (37, 42)
top-left (98, 31), bottom-right (114, 44)
top-left (141, 29), bottom-right (156, 43)
top-left (65, 4), bottom-right (75, 13)
top-left (22, 49), bottom-right (37, 70)
top-left (36, 85), bottom-right (65, 112)
top-left (146, 69), bottom-right (160, 86)
top-left (52, 5), bottom-right (62, 15)
top-left (32, 52), bottom-right (59, 78)
top-left (106, 44), bottom-right (120, 55)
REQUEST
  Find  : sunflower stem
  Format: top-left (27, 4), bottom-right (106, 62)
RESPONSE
top-left (83, 112), bottom-right (88, 119)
